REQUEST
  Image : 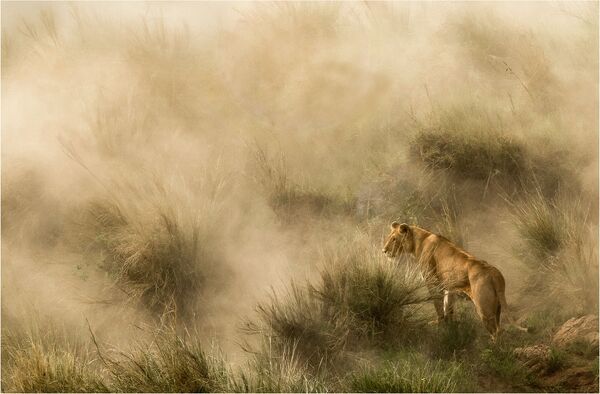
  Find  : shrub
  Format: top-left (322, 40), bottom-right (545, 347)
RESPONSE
top-left (409, 101), bottom-right (575, 200)
top-left (513, 189), bottom-right (567, 262)
top-left (479, 346), bottom-right (528, 386)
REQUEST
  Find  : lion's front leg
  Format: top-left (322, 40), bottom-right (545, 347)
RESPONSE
top-left (427, 284), bottom-right (445, 323)
top-left (443, 290), bottom-right (455, 321)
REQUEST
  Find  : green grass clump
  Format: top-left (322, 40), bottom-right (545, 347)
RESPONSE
top-left (349, 355), bottom-right (470, 393)
top-left (546, 347), bottom-right (566, 373)
top-left (431, 308), bottom-right (480, 358)
top-left (246, 231), bottom-right (434, 366)
top-left (513, 190), bottom-right (567, 262)
top-left (566, 339), bottom-right (600, 360)
top-left (105, 328), bottom-right (231, 393)
top-left (245, 283), bottom-right (349, 366)
top-left (480, 346), bottom-right (528, 385)
top-left (2, 327), bottom-right (108, 393)
top-left (312, 234), bottom-right (432, 342)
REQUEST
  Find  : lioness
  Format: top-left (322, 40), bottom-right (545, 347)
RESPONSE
top-left (382, 222), bottom-right (525, 339)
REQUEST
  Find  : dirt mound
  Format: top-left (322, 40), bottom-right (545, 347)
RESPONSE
top-left (553, 315), bottom-right (599, 349)
top-left (514, 344), bottom-right (551, 373)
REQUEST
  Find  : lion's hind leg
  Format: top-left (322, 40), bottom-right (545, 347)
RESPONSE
top-left (472, 282), bottom-right (500, 339)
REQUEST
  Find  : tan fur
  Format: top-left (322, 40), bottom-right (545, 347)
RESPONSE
top-left (382, 222), bottom-right (526, 339)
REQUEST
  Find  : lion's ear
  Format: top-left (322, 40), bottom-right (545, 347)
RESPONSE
top-left (399, 223), bottom-right (410, 233)
top-left (390, 221), bottom-right (400, 230)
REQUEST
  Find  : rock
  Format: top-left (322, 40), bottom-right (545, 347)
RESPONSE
top-left (552, 315), bottom-right (599, 348)
top-left (513, 344), bottom-right (551, 372)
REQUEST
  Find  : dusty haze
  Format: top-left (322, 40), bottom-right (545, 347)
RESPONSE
top-left (2, 0), bottom-right (598, 374)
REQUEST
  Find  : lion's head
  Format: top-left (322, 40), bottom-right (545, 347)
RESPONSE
top-left (382, 222), bottom-right (414, 257)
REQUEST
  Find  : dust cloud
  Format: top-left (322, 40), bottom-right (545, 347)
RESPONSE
top-left (2, 1), bottom-right (597, 360)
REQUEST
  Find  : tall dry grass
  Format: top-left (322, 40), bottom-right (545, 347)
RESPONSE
top-left (75, 173), bottom-right (232, 321)
top-left (513, 189), bottom-right (598, 315)
top-left (1, 323), bottom-right (108, 393)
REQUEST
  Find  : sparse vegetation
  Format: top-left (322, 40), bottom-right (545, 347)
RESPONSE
top-left (2, 1), bottom-right (598, 393)
top-left (430, 309), bottom-right (481, 359)
top-left (349, 355), bottom-right (472, 393)
top-left (546, 347), bottom-right (566, 373)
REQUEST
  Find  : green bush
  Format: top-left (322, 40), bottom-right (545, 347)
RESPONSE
top-left (246, 231), bottom-right (435, 366)
top-left (513, 190), bottom-right (567, 262)
top-left (479, 346), bottom-right (528, 385)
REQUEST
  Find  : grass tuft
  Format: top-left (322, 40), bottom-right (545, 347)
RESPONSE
top-left (312, 234), bottom-right (433, 342)
top-left (513, 190), bottom-right (599, 315)
top-left (251, 144), bottom-right (354, 219)
top-left (79, 175), bottom-right (231, 321)
top-left (412, 127), bottom-right (524, 182)
top-left (104, 327), bottom-right (231, 393)
top-left (245, 282), bottom-right (349, 366)
top-left (233, 341), bottom-right (328, 393)
top-left (2, 326), bottom-right (108, 393)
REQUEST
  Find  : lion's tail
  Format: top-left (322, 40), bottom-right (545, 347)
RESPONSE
top-left (493, 270), bottom-right (529, 333)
